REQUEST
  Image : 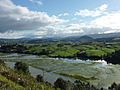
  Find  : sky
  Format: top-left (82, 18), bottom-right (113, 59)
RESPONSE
top-left (0, 0), bottom-right (120, 39)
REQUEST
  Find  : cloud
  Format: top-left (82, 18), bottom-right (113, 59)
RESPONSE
top-left (34, 24), bottom-right (85, 38)
top-left (104, 29), bottom-right (120, 34)
top-left (27, 9), bottom-right (120, 38)
top-left (31, 3), bottom-right (120, 37)
top-left (98, 4), bottom-right (108, 11)
top-left (29, 0), bottom-right (43, 5)
top-left (75, 4), bottom-right (108, 17)
top-left (0, 31), bottom-right (25, 39)
top-left (0, 1), bottom-right (120, 39)
top-left (73, 4), bottom-right (120, 35)
top-left (90, 12), bottom-right (120, 29)
top-left (79, 11), bottom-right (120, 34)
top-left (0, 0), bottom-right (63, 33)
top-left (58, 13), bottom-right (69, 17)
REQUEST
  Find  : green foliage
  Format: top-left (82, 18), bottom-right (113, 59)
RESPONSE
top-left (36, 74), bottom-right (44, 82)
top-left (86, 50), bottom-right (105, 57)
top-left (0, 74), bottom-right (24, 90)
top-left (108, 82), bottom-right (120, 90)
top-left (0, 42), bottom-right (120, 59)
top-left (54, 78), bottom-right (69, 90)
top-left (50, 49), bottom-right (79, 57)
top-left (14, 61), bottom-right (29, 74)
top-left (102, 48), bottom-right (115, 54)
top-left (0, 62), bottom-right (55, 90)
top-left (54, 78), bottom-right (98, 90)
top-left (57, 73), bottom-right (97, 81)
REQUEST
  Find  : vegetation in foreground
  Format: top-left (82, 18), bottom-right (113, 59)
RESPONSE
top-left (0, 60), bottom-right (55, 90)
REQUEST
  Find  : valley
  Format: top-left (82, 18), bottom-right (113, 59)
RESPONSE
top-left (1, 52), bottom-right (120, 89)
top-left (0, 35), bottom-right (120, 90)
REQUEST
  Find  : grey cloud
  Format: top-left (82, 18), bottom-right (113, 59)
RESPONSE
top-left (0, 0), bottom-right (62, 32)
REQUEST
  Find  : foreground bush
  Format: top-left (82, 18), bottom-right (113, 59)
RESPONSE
top-left (36, 74), bottom-right (44, 82)
top-left (14, 61), bottom-right (29, 74)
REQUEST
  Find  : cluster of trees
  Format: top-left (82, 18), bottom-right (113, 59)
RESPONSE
top-left (0, 44), bottom-right (50, 55)
top-left (0, 43), bottom-right (119, 62)
top-left (0, 44), bottom-right (27, 53)
top-left (49, 77), bottom-right (120, 90)
top-left (14, 61), bottom-right (29, 74)
top-left (108, 82), bottom-right (120, 90)
top-left (0, 59), bottom-right (5, 65)
top-left (54, 78), bottom-right (97, 90)
top-left (104, 50), bottom-right (120, 64)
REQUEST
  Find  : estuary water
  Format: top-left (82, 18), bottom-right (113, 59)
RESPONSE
top-left (2, 53), bottom-right (120, 88)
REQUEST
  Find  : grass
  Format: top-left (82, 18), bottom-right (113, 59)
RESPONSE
top-left (56, 73), bottom-right (97, 82)
top-left (0, 74), bottom-right (24, 90)
top-left (0, 53), bottom-right (8, 56)
top-left (0, 42), bottom-right (117, 60)
top-left (23, 42), bottom-right (120, 58)
top-left (86, 50), bottom-right (105, 57)
top-left (0, 63), bottom-right (55, 90)
top-left (49, 49), bottom-right (79, 57)
top-left (101, 48), bottom-right (115, 54)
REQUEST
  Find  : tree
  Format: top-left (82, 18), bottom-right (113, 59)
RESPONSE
top-left (0, 59), bottom-right (5, 65)
top-left (14, 62), bottom-right (29, 74)
top-left (54, 78), bottom-right (68, 90)
top-left (36, 74), bottom-right (44, 82)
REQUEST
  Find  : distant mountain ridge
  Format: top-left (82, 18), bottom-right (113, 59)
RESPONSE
top-left (88, 32), bottom-right (120, 39)
top-left (0, 32), bottom-right (120, 44)
top-left (61, 35), bottom-right (94, 43)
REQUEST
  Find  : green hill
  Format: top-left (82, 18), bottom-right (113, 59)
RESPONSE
top-left (0, 61), bottom-right (55, 90)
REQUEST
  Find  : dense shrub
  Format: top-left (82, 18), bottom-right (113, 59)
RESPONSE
top-left (14, 62), bottom-right (29, 74)
top-left (54, 78), bottom-right (69, 90)
top-left (36, 74), bottom-right (44, 82)
top-left (0, 59), bottom-right (5, 65)
top-left (108, 82), bottom-right (120, 90)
